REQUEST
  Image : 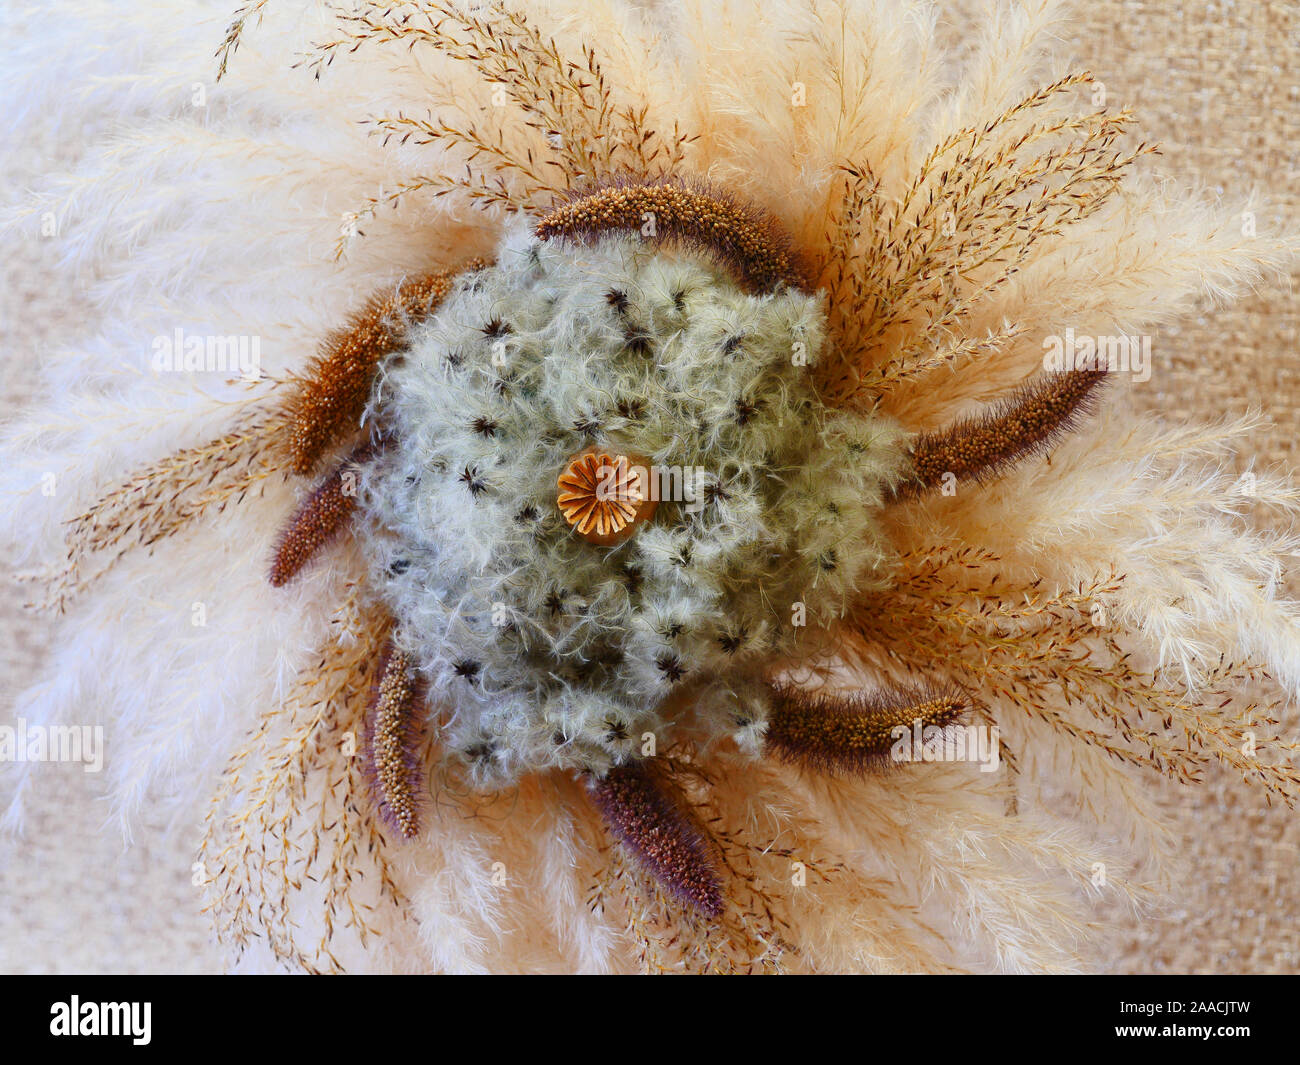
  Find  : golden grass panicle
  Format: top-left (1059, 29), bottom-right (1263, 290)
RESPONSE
top-left (817, 73), bottom-right (1155, 404)
top-left (198, 596), bottom-right (407, 973)
top-left (43, 411), bottom-right (289, 610)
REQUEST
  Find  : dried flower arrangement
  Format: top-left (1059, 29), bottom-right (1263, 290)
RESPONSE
top-left (3, 0), bottom-right (1299, 973)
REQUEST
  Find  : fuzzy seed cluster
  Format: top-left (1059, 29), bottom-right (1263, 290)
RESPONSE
top-left (356, 222), bottom-right (909, 783)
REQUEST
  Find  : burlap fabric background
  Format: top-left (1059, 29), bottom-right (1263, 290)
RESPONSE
top-left (1, 1), bottom-right (1296, 973)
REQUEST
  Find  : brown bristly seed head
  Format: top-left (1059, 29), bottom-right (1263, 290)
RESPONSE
top-left (367, 645), bottom-right (423, 841)
top-left (282, 261), bottom-right (488, 475)
top-left (587, 761), bottom-right (724, 919)
top-left (898, 369), bottom-right (1107, 497)
top-left (268, 442), bottom-right (372, 587)
top-left (535, 176), bottom-right (806, 295)
top-left (765, 684), bottom-right (967, 773)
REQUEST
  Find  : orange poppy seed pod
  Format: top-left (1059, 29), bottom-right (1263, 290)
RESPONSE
top-left (557, 447), bottom-right (658, 546)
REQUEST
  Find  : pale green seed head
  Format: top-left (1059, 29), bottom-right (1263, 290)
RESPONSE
top-left (357, 223), bottom-right (909, 783)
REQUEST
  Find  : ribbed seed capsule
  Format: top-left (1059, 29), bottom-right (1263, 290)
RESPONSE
top-left (557, 448), bottom-right (657, 546)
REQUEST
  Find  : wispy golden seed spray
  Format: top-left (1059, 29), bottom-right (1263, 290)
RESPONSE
top-left (900, 369), bottom-right (1107, 496)
top-left (588, 762), bottom-right (724, 918)
top-left (269, 443), bottom-right (372, 587)
top-left (765, 685), bottom-right (966, 772)
top-left (283, 262), bottom-right (486, 474)
top-left (367, 645), bottom-right (423, 841)
top-left (536, 177), bottom-right (805, 294)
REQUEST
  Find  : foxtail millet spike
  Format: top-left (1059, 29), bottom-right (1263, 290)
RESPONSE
top-left (896, 369), bottom-right (1107, 498)
top-left (366, 644), bottom-right (424, 841)
top-left (283, 260), bottom-right (488, 474)
top-left (765, 684), bottom-right (966, 773)
top-left (587, 762), bottom-right (725, 918)
top-left (535, 177), bottom-right (807, 295)
top-left (268, 442), bottom-right (373, 587)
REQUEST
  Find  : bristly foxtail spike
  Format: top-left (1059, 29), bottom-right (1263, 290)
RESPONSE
top-left (366, 643), bottom-right (424, 842)
top-left (765, 683), bottom-right (967, 773)
top-left (895, 368), bottom-right (1108, 498)
top-left (535, 175), bottom-right (808, 296)
top-left (586, 761), bottom-right (725, 919)
top-left (282, 260), bottom-right (488, 474)
top-left (268, 441), bottom-right (373, 588)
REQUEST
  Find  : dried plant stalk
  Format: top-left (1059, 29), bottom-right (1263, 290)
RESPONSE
top-left (39, 409), bottom-right (290, 610)
top-left (306, 0), bottom-right (694, 250)
top-left (587, 753), bottom-right (799, 973)
top-left (842, 545), bottom-right (1300, 803)
top-left (898, 368), bottom-right (1108, 495)
top-left (585, 747), bottom-right (958, 974)
top-left (198, 593), bottom-right (409, 973)
top-left (366, 643), bottom-right (423, 841)
top-left (215, 0), bottom-right (273, 81)
top-left (766, 685), bottom-right (966, 772)
top-left (817, 73), bottom-right (1156, 403)
top-left (587, 761), bottom-right (724, 919)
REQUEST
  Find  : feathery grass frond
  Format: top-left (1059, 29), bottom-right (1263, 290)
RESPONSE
top-left (198, 592), bottom-right (409, 973)
top-left (38, 410), bottom-right (289, 610)
top-left (840, 545), bottom-right (1300, 804)
top-left (305, 0), bottom-right (694, 249)
top-left (215, 0), bottom-right (273, 81)
top-left (818, 72), bottom-right (1156, 403)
